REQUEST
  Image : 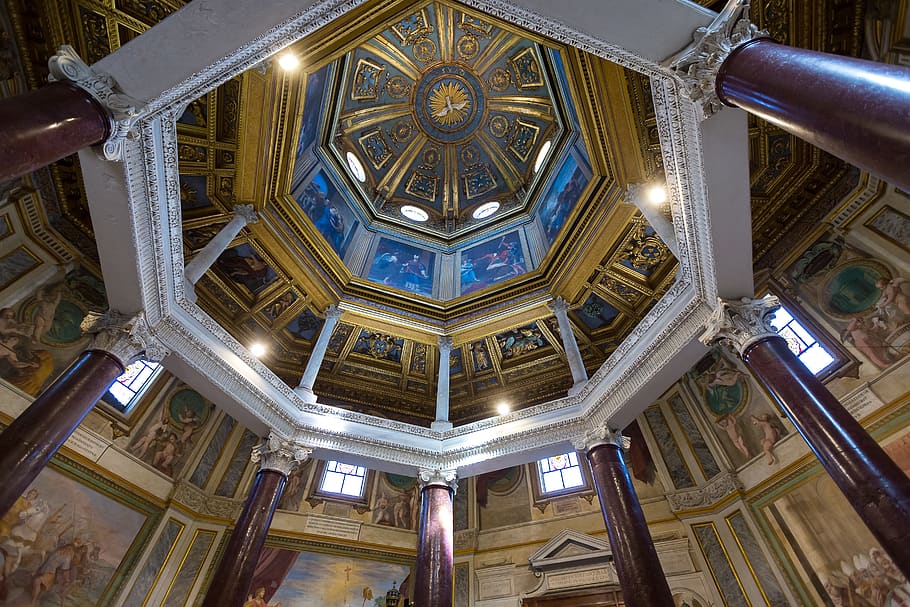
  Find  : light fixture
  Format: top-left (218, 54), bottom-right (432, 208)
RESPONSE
top-left (534, 140), bottom-right (552, 173)
top-left (472, 201), bottom-right (500, 220)
top-left (401, 205), bottom-right (429, 222)
top-left (496, 402), bottom-right (510, 416)
top-left (646, 185), bottom-right (667, 205)
top-left (250, 342), bottom-right (267, 358)
top-left (277, 53), bottom-right (300, 71)
top-left (346, 152), bottom-right (366, 182)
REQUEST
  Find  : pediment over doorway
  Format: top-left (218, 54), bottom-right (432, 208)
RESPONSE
top-left (528, 528), bottom-right (612, 572)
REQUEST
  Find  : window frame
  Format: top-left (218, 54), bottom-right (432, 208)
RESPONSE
top-left (306, 459), bottom-right (374, 513)
top-left (529, 451), bottom-right (595, 512)
top-left (764, 285), bottom-right (859, 382)
top-left (99, 358), bottom-right (165, 415)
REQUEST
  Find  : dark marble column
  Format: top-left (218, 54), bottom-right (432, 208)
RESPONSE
top-left (581, 430), bottom-right (675, 607)
top-left (413, 469), bottom-right (456, 607)
top-left (0, 81), bottom-right (109, 182)
top-left (201, 437), bottom-right (310, 607)
top-left (0, 311), bottom-right (164, 518)
top-left (665, 2), bottom-right (910, 192)
top-left (703, 296), bottom-right (910, 579)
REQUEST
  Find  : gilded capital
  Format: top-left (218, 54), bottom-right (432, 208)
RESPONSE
top-left (663, 0), bottom-right (769, 118)
top-left (81, 310), bottom-right (169, 366)
top-left (48, 45), bottom-right (140, 161)
top-left (573, 423), bottom-right (628, 452)
top-left (251, 433), bottom-right (312, 476)
top-left (418, 468), bottom-right (458, 492)
top-left (700, 295), bottom-right (780, 356)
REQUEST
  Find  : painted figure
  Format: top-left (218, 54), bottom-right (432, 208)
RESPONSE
top-left (244, 587), bottom-right (281, 607)
top-left (751, 413), bottom-right (781, 465)
top-left (717, 413), bottom-right (750, 459)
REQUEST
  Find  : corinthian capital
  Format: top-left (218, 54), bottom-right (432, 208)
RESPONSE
top-left (324, 304), bottom-right (343, 320)
top-left (48, 45), bottom-right (141, 161)
top-left (573, 423), bottom-right (629, 452)
top-left (251, 432), bottom-right (312, 476)
top-left (548, 296), bottom-right (570, 315)
top-left (437, 335), bottom-right (454, 352)
top-left (663, 0), bottom-right (769, 118)
top-left (418, 468), bottom-right (458, 492)
top-left (81, 310), bottom-right (168, 366)
top-left (232, 204), bottom-right (258, 225)
top-left (700, 295), bottom-right (780, 355)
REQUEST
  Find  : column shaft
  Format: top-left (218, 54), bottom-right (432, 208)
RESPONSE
top-left (0, 82), bottom-right (110, 182)
top-left (296, 308), bottom-right (341, 401)
top-left (551, 299), bottom-right (588, 390)
top-left (587, 443), bottom-right (674, 607)
top-left (201, 469), bottom-right (286, 607)
top-left (0, 349), bottom-right (123, 517)
top-left (184, 213), bottom-right (249, 285)
top-left (743, 335), bottom-right (910, 578)
top-left (413, 484), bottom-right (454, 607)
top-left (433, 338), bottom-right (453, 429)
top-left (718, 38), bottom-right (910, 192)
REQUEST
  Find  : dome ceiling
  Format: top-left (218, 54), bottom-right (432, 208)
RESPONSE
top-left (320, 2), bottom-right (568, 241)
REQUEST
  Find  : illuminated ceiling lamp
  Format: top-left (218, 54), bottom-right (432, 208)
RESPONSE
top-left (534, 140), bottom-right (552, 173)
top-left (277, 53), bottom-right (300, 71)
top-left (346, 151), bottom-right (366, 182)
top-left (646, 184), bottom-right (667, 205)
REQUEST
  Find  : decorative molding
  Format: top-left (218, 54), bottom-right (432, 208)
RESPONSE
top-left (662, 0), bottom-right (769, 118)
top-left (418, 468), bottom-right (458, 492)
top-left (251, 432), bottom-right (312, 476)
top-left (666, 471), bottom-right (742, 512)
top-left (700, 295), bottom-right (780, 355)
top-left (81, 310), bottom-right (169, 366)
top-left (172, 480), bottom-right (242, 520)
top-left (47, 45), bottom-right (141, 161)
top-left (573, 424), bottom-right (627, 452)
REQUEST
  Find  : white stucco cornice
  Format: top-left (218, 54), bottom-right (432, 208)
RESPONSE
top-left (77, 0), bottom-right (752, 477)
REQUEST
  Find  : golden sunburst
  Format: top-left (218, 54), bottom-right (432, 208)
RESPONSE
top-left (428, 81), bottom-right (471, 127)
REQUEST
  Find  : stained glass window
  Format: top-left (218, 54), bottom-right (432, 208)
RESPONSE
top-left (321, 460), bottom-right (367, 497)
top-left (537, 452), bottom-right (584, 493)
top-left (106, 359), bottom-right (162, 412)
top-left (769, 306), bottom-right (835, 374)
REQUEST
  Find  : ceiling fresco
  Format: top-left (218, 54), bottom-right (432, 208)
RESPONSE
top-left (4, 0), bottom-right (871, 426)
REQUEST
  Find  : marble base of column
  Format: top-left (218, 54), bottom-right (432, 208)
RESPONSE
top-left (587, 444), bottom-right (674, 607)
top-left (718, 38), bottom-right (910, 192)
top-left (743, 336), bottom-right (910, 578)
top-left (0, 349), bottom-right (123, 517)
top-left (413, 485), bottom-right (454, 607)
top-left (0, 81), bottom-right (110, 183)
top-left (201, 469), bottom-right (286, 607)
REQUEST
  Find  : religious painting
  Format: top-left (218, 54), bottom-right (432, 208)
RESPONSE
top-left (0, 463), bottom-right (153, 606)
top-left (245, 546), bottom-right (412, 607)
top-left (261, 290), bottom-right (298, 324)
top-left (352, 330), bottom-right (404, 363)
top-left (371, 474), bottom-right (419, 530)
top-left (277, 459), bottom-right (314, 512)
top-left (459, 232), bottom-right (527, 295)
top-left (297, 65), bottom-right (330, 156)
top-left (477, 466), bottom-right (531, 529)
top-left (495, 323), bottom-right (548, 360)
top-left (686, 349), bottom-right (787, 468)
top-left (755, 429), bottom-right (910, 607)
top-left (291, 169), bottom-right (358, 258)
top-left (787, 232), bottom-right (910, 373)
top-left (366, 238), bottom-right (435, 297)
top-left (127, 383), bottom-right (213, 478)
top-left (536, 152), bottom-right (590, 246)
top-left (214, 243), bottom-right (278, 295)
top-left (1, 269), bottom-right (104, 396)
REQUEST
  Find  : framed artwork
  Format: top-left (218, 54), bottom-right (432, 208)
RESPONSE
top-left (865, 204), bottom-right (910, 253)
top-left (0, 457), bottom-right (159, 606)
top-left (0, 246), bottom-right (40, 291)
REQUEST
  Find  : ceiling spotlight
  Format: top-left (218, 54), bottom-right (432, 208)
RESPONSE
top-left (346, 152), bottom-right (366, 182)
top-left (496, 402), bottom-right (510, 416)
top-left (277, 53), bottom-right (300, 71)
top-left (473, 201), bottom-right (500, 220)
top-left (401, 205), bottom-right (429, 222)
top-left (250, 342), bottom-right (267, 358)
top-left (647, 185), bottom-right (667, 205)
top-left (534, 140), bottom-right (552, 173)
